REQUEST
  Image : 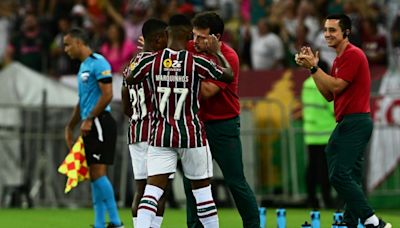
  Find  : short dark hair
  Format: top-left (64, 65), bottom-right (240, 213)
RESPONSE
top-left (67, 27), bottom-right (90, 45)
top-left (326, 14), bottom-right (352, 32)
top-left (168, 14), bottom-right (192, 28)
top-left (192, 12), bottom-right (224, 36)
top-left (142, 18), bottom-right (167, 40)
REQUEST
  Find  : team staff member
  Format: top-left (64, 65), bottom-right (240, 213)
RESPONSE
top-left (183, 12), bottom-right (260, 228)
top-left (64, 28), bottom-right (123, 228)
top-left (296, 14), bottom-right (391, 228)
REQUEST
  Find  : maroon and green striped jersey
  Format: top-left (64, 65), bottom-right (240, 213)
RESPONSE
top-left (122, 52), bottom-right (155, 144)
top-left (128, 48), bottom-right (224, 148)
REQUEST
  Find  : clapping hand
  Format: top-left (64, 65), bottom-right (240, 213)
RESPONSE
top-left (295, 46), bottom-right (319, 69)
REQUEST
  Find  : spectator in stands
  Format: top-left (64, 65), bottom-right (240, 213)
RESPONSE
top-left (0, 1), bottom-right (13, 68)
top-left (360, 17), bottom-right (387, 66)
top-left (250, 17), bottom-right (284, 70)
top-left (100, 23), bottom-right (137, 74)
top-left (49, 15), bottom-right (79, 77)
top-left (102, 0), bottom-right (149, 45)
top-left (8, 13), bottom-right (51, 72)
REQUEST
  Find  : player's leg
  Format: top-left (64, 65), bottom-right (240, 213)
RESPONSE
top-left (129, 143), bottom-right (147, 227)
top-left (206, 117), bottom-right (259, 228)
top-left (183, 175), bottom-right (203, 228)
top-left (84, 113), bottom-right (122, 227)
top-left (180, 146), bottom-right (219, 228)
top-left (136, 146), bottom-right (177, 228)
top-left (325, 115), bottom-right (374, 226)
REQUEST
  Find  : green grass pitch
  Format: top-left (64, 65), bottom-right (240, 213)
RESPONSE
top-left (0, 208), bottom-right (398, 227)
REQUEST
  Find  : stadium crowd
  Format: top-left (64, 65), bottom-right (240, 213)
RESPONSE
top-left (0, 0), bottom-right (397, 77)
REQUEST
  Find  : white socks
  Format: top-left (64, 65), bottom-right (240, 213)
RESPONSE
top-left (151, 216), bottom-right (164, 228)
top-left (192, 185), bottom-right (219, 228)
top-left (136, 185), bottom-right (164, 228)
top-left (133, 216), bottom-right (163, 228)
top-left (364, 214), bottom-right (379, 226)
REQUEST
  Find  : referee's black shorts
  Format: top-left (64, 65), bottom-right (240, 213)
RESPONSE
top-left (83, 112), bottom-right (117, 166)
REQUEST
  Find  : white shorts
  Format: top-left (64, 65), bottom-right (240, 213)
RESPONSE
top-left (147, 144), bottom-right (213, 180)
top-left (129, 142), bottom-right (149, 180)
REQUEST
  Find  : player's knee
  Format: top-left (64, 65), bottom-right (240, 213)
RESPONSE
top-left (329, 171), bottom-right (345, 188)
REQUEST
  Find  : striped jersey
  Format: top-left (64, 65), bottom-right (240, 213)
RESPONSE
top-left (129, 48), bottom-right (224, 148)
top-left (122, 52), bottom-right (154, 144)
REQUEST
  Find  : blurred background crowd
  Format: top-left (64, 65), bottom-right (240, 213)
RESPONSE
top-left (0, 0), bottom-right (398, 78)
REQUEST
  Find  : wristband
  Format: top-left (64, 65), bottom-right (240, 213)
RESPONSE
top-left (86, 114), bottom-right (95, 120)
top-left (310, 66), bottom-right (318, 74)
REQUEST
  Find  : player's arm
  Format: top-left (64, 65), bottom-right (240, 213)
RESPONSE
top-left (85, 79), bottom-right (113, 120)
top-left (213, 50), bottom-right (233, 83)
top-left (296, 47), bottom-right (347, 101)
top-left (311, 68), bottom-right (348, 101)
top-left (65, 102), bottom-right (81, 150)
top-left (121, 85), bottom-right (133, 117)
top-left (205, 35), bottom-right (233, 83)
top-left (126, 55), bottom-right (155, 85)
top-left (200, 81), bottom-right (221, 99)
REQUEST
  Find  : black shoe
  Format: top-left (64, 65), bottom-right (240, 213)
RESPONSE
top-left (106, 222), bottom-right (124, 228)
top-left (365, 219), bottom-right (392, 228)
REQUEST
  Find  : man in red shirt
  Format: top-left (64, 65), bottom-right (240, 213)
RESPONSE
top-left (183, 12), bottom-right (260, 228)
top-left (296, 14), bottom-right (391, 228)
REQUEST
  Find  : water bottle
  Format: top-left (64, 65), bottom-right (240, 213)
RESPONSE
top-left (259, 207), bottom-right (266, 228)
top-left (310, 210), bottom-right (320, 228)
top-left (357, 218), bottom-right (365, 228)
top-left (333, 211), bottom-right (344, 224)
top-left (301, 221), bottom-right (312, 228)
top-left (277, 208), bottom-right (286, 228)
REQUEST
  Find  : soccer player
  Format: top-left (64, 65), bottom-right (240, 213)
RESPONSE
top-left (183, 11), bottom-right (260, 228)
top-left (121, 18), bottom-right (168, 228)
top-left (63, 28), bottom-right (123, 228)
top-left (126, 14), bottom-right (233, 228)
top-left (295, 14), bottom-right (391, 228)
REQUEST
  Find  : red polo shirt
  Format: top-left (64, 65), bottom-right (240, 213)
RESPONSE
top-left (332, 44), bottom-right (371, 122)
top-left (187, 41), bottom-right (240, 121)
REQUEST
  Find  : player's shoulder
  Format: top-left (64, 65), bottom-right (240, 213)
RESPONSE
top-left (221, 42), bottom-right (238, 57)
top-left (344, 43), bottom-right (367, 60)
top-left (90, 53), bottom-right (111, 66)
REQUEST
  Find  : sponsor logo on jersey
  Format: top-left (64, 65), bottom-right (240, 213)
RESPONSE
top-left (101, 70), bottom-right (111, 76)
top-left (163, 59), bottom-right (182, 72)
top-left (129, 61), bottom-right (136, 71)
top-left (80, 72), bottom-right (90, 82)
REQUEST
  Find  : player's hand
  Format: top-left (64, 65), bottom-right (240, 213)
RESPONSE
top-left (80, 118), bottom-right (93, 136)
top-left (137, 36), bottom-right (144, 50)
top-left (64, 126), bottom-right (74, 150)
top-left (296, 46), bottom-right (319, 69)
top-left (204, 34), bottom-right (220, 55)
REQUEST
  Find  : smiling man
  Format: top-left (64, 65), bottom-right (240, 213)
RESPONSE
top-left (295, 14), bottom-right (391, 228)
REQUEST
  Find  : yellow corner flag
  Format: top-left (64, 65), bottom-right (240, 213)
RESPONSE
top-left (58, 136), bottom-right (90, 193)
